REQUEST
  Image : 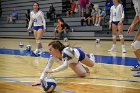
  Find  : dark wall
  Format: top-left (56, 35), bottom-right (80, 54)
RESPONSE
top-left (0, 0), bottom-right (2, 17)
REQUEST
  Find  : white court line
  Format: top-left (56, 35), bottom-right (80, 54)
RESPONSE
top-left (5, 80), bottom-right (140, 90)
top-left (62, 82), bottom-right (140, 90)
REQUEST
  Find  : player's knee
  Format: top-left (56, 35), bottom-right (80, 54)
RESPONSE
top-left (87, 63), bottom-right (94, 67)
top-left (119, 35), bottom-right (124, 39)
top-left (112, 35), bottom-right (116, 39)
top-left (131, 41), bottom-right (140, 51)
top-left (90, 63), bottom-right (94, 67)
top-left (78, 72), bottom-right (86, 77)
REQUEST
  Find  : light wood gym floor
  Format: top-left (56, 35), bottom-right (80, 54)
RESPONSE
top-left (0, 38), bottom-right (140, 93)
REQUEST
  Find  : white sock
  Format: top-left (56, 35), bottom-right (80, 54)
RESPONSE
top-left (122, 45), bottom-right (125, 48)
top-left (112, 44), bottom-right (116, 48)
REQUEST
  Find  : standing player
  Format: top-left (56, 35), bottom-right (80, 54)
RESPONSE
top-left (108, 0), bottom-right (126, 53)
top-left (27, 2), bottom-right (46, 54)
top-left (127, 0), bottom-right (140, 77)
top-left (32, 40), bottom-right (96, 86)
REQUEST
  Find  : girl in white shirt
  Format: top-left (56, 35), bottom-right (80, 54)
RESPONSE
top-left (32, 41), bottom-right (96, 86)
top-left (108, 0), bottom-right (126, 53)
top-left (27, 2), bottom-right (46, 54)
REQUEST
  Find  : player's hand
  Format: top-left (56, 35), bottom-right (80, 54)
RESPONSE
top-left (119, 21), bottom-right (123, 24)
top-left (127, 24), bottom-right (135, 34)
top-left (32, 82), bottom-right (41, 86)
top-left (27, 29), bottom-right (31, 32)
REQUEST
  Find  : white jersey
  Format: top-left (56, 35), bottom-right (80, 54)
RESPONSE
top-left (40, 48), bottom-right (84, 80)
top-left (28, 10), bottom-right (46, 29)
top-left (110, 4), bottom-right (124, 22)
top-left (132, 0), bottom-right (140, 19)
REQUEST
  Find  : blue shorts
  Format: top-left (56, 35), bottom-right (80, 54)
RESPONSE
top-left (112, 21), bottom-right (121, 25)
top-left (76, 48), bottom-right (86, 62)
top-left (33, 26), bottom-right (44, 31)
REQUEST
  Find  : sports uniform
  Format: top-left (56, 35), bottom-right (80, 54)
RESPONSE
top-left (28, 10), bottom-right (46, 30)
top-left (40, 47), bottom-right (95, 80)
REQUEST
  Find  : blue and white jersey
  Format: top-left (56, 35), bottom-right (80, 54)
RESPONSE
top-left (133, 0), bottom-right (140, 19)
top-left (28, 10), bottom-right (46, 30)
top-left (40, 47), bottom-right (86, 80)
top-left (110, 4), bottom-right (124, 22)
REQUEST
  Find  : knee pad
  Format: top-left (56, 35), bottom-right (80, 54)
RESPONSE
top-left (36, 39), bottom-right (41, 44)
top-left (119, 35), bottom-right (124, 39)
top-left (112, 35), bottom-right (116, 39)
top-left (132, 41), bottom-right (140, 51)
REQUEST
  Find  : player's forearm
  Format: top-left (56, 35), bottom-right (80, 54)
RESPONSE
top-left (40, 57), bottom-right (54, 80)
top-left (131, 16), bottom-right (140, 26)
top-left (39, 66), bottom-right (49, 80)
top-left (52, 60), bottom-right (69, 72)
top-left (28, 20), bottom-right (33, 29)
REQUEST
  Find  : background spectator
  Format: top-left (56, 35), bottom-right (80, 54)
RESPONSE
top-left (61, 18), bottom-right (70, 41)
top-left (7, 8), bottom-right (18, 23)
top-left (98, 8), bottom-right (106, 26)
top-left (105, 0), bottom-right (113, 15)
top-left (53, 18), bottom-right (70, 40)
top-left (53, 18), bottom-right (62, 40)
top-left (94, 4), bottom-right (103, 26)
top-left (90, 3), bottom-right (96, 25)
top-left (66, 1), bottom-right (76, 16)
top-left (79, 0), bottom-right (89, 17)
top-left (63, 0), bottom-right (71, 14)
top-left (81, 8), bottom-right (91, 26)
top-left (46, 4), bottom-right (55, 21)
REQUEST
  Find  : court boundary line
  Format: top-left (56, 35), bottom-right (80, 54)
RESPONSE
top-left (0, 76), bottom-right (140, 83)
top-left (61, 82), bottom-right (140, 90)
top-left (0, 78), bottom-right (75, 93)
top-left (1, 79), bottom-right (140, 90)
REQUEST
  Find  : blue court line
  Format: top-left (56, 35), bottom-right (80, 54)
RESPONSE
top-left (0, 48), bottom-right (139, 66)
top-left (0, 76), bottom-right (140, 83)
top-left (0, 78), bottom-right (75, 93)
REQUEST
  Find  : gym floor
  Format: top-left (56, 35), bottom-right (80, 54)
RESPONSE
top-left (0, 38), bottom-right (140, 93)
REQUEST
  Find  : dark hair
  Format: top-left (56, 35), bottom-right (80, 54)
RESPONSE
top-left (48, 41), bottom-right (65, 52)
top-left (33, 1), bottom-right (40, 10)
top-left (27, 9), bottom-right (30, 14)
top-left (58, 17), bottom-right (64, 23)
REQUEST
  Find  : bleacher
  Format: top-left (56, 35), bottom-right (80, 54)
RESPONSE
top-left (0, 0), bottom-right (63, 38)
top-left (0, 0), bottom-right (138, 40)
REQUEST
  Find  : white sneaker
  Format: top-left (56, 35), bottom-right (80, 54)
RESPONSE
top-left (34, 49), bottom-right (39, 55)
top-left (89, 53), bottom-right (96, 62)
top-left (96, 24), bottom-right (100, 26)
top-left (122, 45), bottom-right (126, 53)
top-left (108, 47), bottom-right (115, 52)
top-left (64, 37), bottom-right (68, 42)
top-left (38, 48), bottom-right (43, 54)
top-left (122, 47), bottom-right (126, 53)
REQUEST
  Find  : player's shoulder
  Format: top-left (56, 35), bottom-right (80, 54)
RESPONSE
top-left (38, 10), bottom-right (44, 14)
top-left (30, 11), bottom-right (34, 15)
top-left (30, 11), bottom-right (34, 14)
top-left (118, 3), bottom-right (123, 7)
top-left (62, 47), bottom-right (74, 54)
top-left (110, 5), bottom-right (114, 9)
